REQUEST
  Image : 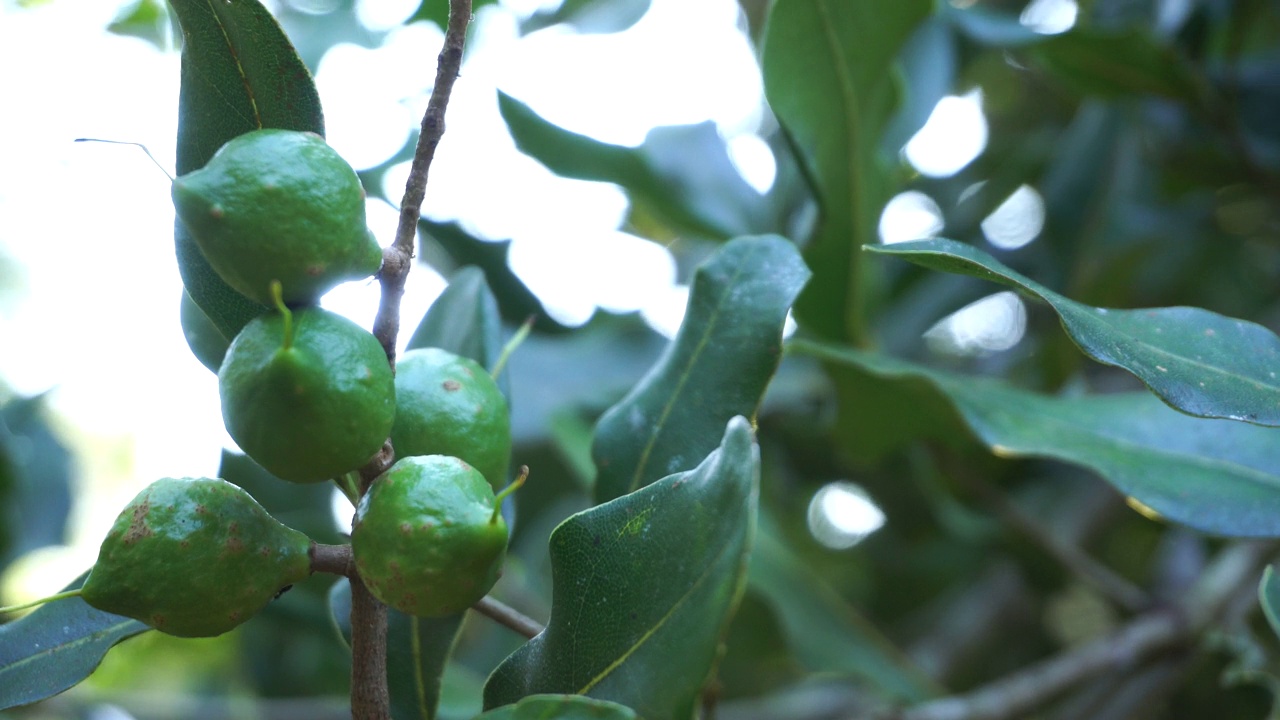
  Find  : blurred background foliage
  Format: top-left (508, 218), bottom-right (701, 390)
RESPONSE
top-left (4, 0), bottom-right (1280, 717)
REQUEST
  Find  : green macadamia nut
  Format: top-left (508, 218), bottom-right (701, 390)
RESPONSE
top-left (352, 455), bottom-right (509, 618)
top-left (219, 305), bottom-right (395, 483)
top-left (172, 129), bottom-right (383, 306)
top-left (81, 477), bottom-right (312, 638)
top-left (390, 348), bottom-right (511, 490)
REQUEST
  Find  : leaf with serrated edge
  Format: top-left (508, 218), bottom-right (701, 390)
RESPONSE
top-left (0, 579), bottom-right (149, 710)
top-left (484, 417), bottom-right (759, 719)
top-left (169, 0), bottom-right (325, 338)
top-left (794, 340), bottom-right (1280, 538)
top-left (867, 238), bottom-right (1280, 426)
top-left (474, 694), bottom-right (639, 720)
top-left (591, 235), bottom-right (808, 504)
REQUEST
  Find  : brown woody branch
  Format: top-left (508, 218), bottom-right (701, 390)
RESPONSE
top-left (351, 1), bottom-right (474, 718)
top-left (371, 0), bottom-right (474, 366)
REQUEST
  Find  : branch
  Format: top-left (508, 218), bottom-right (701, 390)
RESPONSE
top-left (473, 596), bottom-right (545, 639)
top-left (350, 574), bottom-right (391, 720)
top-left (310, 543), bottom-right (354, 577)
top-left (372, 0), bottom-right (474, 365)
top-left (865, 540), bottom-right (1278, 720)
top-left (350, 1), bottom-right (473, 717)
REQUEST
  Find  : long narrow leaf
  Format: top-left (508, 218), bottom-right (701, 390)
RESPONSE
top-left (0, 590), bottom-right (149, 710)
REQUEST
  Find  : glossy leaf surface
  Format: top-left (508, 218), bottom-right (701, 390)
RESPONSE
top-left (762, 0), bottom-right (930, 342)
top-left (484, 417), bottom-right (759, 719)
top-left (170, 0), bottom-right (325, 337)
top-left (475, 694), bottom-right (638, 720)
top-left (592, 235), bottom-right (808, 503)
top-left (794, 340), bottom-right (1280, 537)
top-left (0, 579), bottom-right (149, 710)
top-left (868, 239), bottom-right (1280, 426)
top-left (327, 580), bottom-right (464, 720)
top-left (499, 92), bottom-right (767, 239)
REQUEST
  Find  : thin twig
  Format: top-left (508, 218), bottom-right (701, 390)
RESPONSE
top-left (864, 540), bottom-right (1278, 720)
top-left (350, 2), bottom-right (474, 717)
top-left (372, 0), bottom-right (474, 365)
top-left (473, 596), bottom-right (544, 639)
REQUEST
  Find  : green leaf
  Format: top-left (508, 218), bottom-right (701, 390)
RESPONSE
top-left (407, 266), bottom-right (504, 377)
top-left (327, 580), bottom-right (465, 720)
top-left (748, 515), bottom-right (938, 702)
top-left (179, 287), bottom-right (230, 373)
top-left (420, 219), bottom-right (562, 333)
top-left (867, 239), bottom-right (1280, 426)
top-left (762, 0), bottom-right (930, 343)
top-left (498, 92), bottom-right (767, 240)
top-left (591, 235), bottom-right (808, 503)
top-left (484, 417), bottom-right (759, 719)
top-left (474, 694), bottom-right (638, 720)
top-left (0, 577), bottom-right (150, 710)
top-left (793, 340), bottom-right (1280, 538)
top-left (1030, 27), bottom-right (1205, 102)
top-left (1260, 566), bottom-right (1280, 642)
top-left (0, 395), bottom-right (73, 565)
top-left (169, 0), bottom-right (325, 338)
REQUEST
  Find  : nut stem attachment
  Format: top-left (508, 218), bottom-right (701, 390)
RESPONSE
top-left (491, 465), bottom-right (529, 525)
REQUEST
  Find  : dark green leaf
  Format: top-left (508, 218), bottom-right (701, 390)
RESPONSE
top-left (521, 0), bottom-right (650, 34)
top-left (0, 576), bottom-right (150, 710)
top-left (420, 219), bottom-right (562, 333)
top-left (0, 396), bottom-right (73, 565)
top-left (591, 235), bottom-right (808, 503)
top-left (1260, 566), bottom-right (1280, 642)
top-left (498, 93), bottom-right (767, 240)
top-left (866, 239), bottom-right (1280, 426)
top-left (1030, 27), bottom-right (1205, 102)
top-left (748, 515), bottom-right (938, 701)
top-left (793, 340), bottom-right (1280, 537)
top-left (474, 694), bottom-right (638, 720)
top-left (762, 0), bottom-right (930, 342)
top-left (484, 418), bottom-right (759, 719)
top-left (170, 0), bottom-right (325, 338)
top-left (180, 287), bottom-right (230, 373)
top-left (327, 580), bottom-right (465, 720)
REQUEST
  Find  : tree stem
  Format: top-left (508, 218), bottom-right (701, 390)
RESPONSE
top-left (349, 574), bottom-right (391, 720)
top-left (472, 596), bottom-right (544, 639)
top-left (349, 1), bottom-right (473, 717)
